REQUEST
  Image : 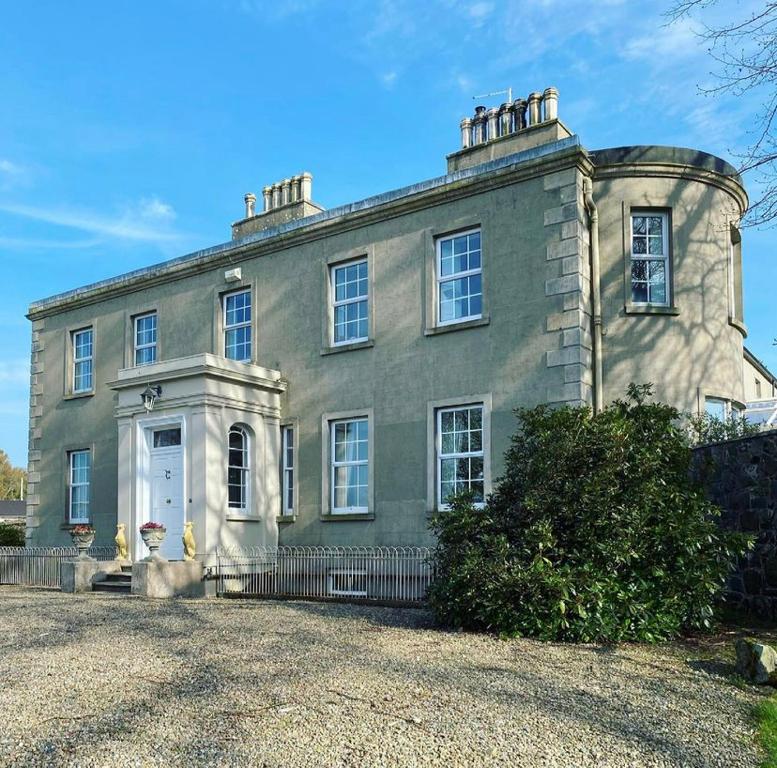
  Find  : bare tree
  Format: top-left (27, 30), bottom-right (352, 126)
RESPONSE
top-left (0, 451), bottom-right (26, 500)
top-left (667, 2), bottom-right (777, 226)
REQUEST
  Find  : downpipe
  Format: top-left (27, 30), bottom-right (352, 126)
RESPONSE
top-left (583, 177), bottom-right (603, 414)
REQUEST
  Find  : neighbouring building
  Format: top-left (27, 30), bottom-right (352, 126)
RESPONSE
top-left (743, 346), bottom-right (777, 429)
top-left (26, 88), bottom-right (753, 560)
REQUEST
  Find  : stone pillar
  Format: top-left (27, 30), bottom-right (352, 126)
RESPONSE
top-left (244, 193), bottom-right (256, 219)
top-left (472, 106), bottom-right (487, 144)
top-left (498, 103), bottom-right (512, 136)
top-left (300, 172), bottom-right (312, 201)
top-left (262, 186), bottom-right (272, 212)
top-left (291, 175), bottom-right (301, 202)
top-left (280, 178), bottom-right (291, 206)
top-left (527, 92), bottom-right (542, 126)
top-left (543, 87), bottom-right (559, 121)
top-left (512, 99), bottom-right (527, 131)
top-left (271, 183), bottom-right (281, 209)
top-left (486, 107), bottom-right (499, 141)
top-left (460, 117), bottom-right (472, 149)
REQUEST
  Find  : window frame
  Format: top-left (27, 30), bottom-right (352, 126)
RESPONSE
top-left (436, 403), bottom-right (486, 510)
top-left (281, 424), bottom-right (295, 517)
top-left (71, 327), bottom-right (94, 394)
top-left (67, 449), bottom-right (91, 524)
top-left (436, 227), bottom-right (483, 327)
top-left (629, 210), bottom-right (670, 308)
top-left (223, 288), bottom-right (252, 362)
top-left (133, 312), bottom-right (158, 367)
top-left (330, 417), bottom-right (369, 515)
top-left (227, 425), bottom-right (251, 514)
top-left (330, 258), bottom-right (369, 347)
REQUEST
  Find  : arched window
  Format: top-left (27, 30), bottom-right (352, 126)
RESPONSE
top-left (228, 426), bottom-right (250, 512)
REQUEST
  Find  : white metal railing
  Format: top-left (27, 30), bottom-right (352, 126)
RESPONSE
top-left (215, 546), bottom-right (434, 605)
top-left (0, 546), bottom-right (117, 588)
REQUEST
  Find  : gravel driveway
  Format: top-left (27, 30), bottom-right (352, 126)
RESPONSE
top-left (0, 588), bottom-right (764, 767)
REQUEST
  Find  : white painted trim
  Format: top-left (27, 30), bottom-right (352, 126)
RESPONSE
top-left (133, 413), bottom-right (187, 559)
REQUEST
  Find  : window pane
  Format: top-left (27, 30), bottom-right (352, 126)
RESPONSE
top-left (648, 216), bottom-right (663, 235)
top-left (631, 282), bottom-right (648, 303)
top-left (631, 260), bottom-right (647, 281)
top-left (648, 236), bottom-right (664, 255)
top-left (632, 216), bottom-right (646, 235)
top-left (632, 237), bottom-right (647, 254)
top-left (705, 398), bottom-right (727, 420)
top-left (649, 281), bottom-right (666, 304)
top-left (154, 428), bottom-right (181, 447)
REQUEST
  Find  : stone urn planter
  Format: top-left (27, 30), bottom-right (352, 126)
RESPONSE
top-left (139, 523), bottom-right (167, 561)
top-left (70, 525), bottom-right (95, 560)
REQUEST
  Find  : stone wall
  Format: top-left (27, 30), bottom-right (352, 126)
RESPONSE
top-left (693, 431), bottom-right (777, 618)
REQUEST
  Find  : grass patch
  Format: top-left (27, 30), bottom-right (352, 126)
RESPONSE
top-left (756, 696), bottom-right (777, 767)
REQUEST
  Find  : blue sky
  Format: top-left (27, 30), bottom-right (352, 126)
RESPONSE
top-left (0, 0), bottom-right (774, 468)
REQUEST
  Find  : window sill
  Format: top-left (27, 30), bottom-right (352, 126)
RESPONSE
top-left (320, 339), bottom-right (375, 356)
top-left (320, 513), bottom-right (375, 522)
top-left (226, 515), bottom-right (261, 523)
top-left (728, 316), bottom-right (748, 337)
top-left (277, 515), bottom-right (296, 524)
top-left (63, 390), bottom-right (95, 401)
top-left (424, 315), bottom-right (490, 336)
top-left (624, 304), bottom-right (680, 316)
top-left (60, 522), bottom-right (89, 530)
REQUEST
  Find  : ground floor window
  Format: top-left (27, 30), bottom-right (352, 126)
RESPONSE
top-left (67, 449), bottom-right (91, 523)
top-left (281, 425), bottom-right (294, 516)
top-left (437, 404), bottom-right (484, 508)
top-left (331, 417), bottom-right (368, 514)
top-left (705, 396), bottom-right (741, 421)
top-left (228, 426), bottom-right (250, 512)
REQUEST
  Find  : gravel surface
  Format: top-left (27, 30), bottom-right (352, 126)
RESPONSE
top-left (0, 588), bottom-right (764, 767)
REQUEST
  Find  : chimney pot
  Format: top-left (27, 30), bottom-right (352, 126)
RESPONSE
top-left (486, 108), bottom-right (499, 141)
top-left (280, 178), bottom-right (291, 206)
top-left (527, 92), bottom-right (542, 126)
top-left (271, 183), bottom-right (281, 209)
top-left (543, 87), bottom-right (559, 121)
top-left (262, 186), bottom-right (272, 212)
top-left (244, 193), bottom-right (256, 219)
top-left (512, 99), bottom-right (527, 131)
top-left (460, 117), bottom-right (472, 149)
top-left (498, 103), bottom-right (512, 136)
top-left (291, 175), bottom-right (301, 202)
top-left (472, 107), bottom-right (487, 145)
top-left (300, 172), bottom-right (313, 201)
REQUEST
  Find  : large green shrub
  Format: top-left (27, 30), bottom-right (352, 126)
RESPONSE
top-left (428, 385), bottom-right (750, 642)
top-left (0, 522), bottom-right (24, 547)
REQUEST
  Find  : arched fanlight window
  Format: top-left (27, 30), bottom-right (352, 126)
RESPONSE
top-left (228, 425), bottom-right (250, 512)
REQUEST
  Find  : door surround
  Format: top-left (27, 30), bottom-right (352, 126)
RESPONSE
top-left (134, 413), bottom-right (186, 560)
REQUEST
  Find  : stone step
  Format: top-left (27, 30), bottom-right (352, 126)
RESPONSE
top-left (92, 581), bottom-right (131, 594)
top-left (109, 573), bottom-right (132, 583)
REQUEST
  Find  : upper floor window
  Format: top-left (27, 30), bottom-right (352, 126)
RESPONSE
top-left (437, 229), bottom-right (482, 325)
top-left (72, 328), bottom-right (93, 393)
top-left (227, 425), bottom-right (250, 512)
top-left (224, 289), bottom-right (251, 362)
top-left (437, 404), bottom-right (484, 508)
top-left (134, 312), bottom-right (157, 366)
top-left (67, 449), bottom-right (91, 524)
top-left (331, 259), bottom-right (368, 345)
top-left (729, 224), bottom-right (744, 325)
top-left (331, 417), bottom-right (368, 514)
top-left (631, 213), bottom-right (669, 306)
top-left (281, 425), bottom-right (295, 516)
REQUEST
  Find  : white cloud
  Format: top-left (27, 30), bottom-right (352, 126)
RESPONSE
top-left (381, 71), bottom-right (398, 88)
top-left (0, 196), bottom-right (182, 244)
top-left (467, 1), bottom-right (494, 24)
top-left (621, 19), bottom-right (701, 62)
top-left (134, 196), bottom-right (176, 221)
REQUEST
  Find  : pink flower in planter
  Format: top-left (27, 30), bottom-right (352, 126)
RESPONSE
top-left (139, 521), bottom-right (166, 531)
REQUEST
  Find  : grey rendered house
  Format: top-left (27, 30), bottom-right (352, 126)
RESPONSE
top-left (25, 88), bottom-right (750, 561)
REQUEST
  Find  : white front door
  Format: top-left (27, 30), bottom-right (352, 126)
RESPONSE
top-left (149, 426), bottom-right (184, 560)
